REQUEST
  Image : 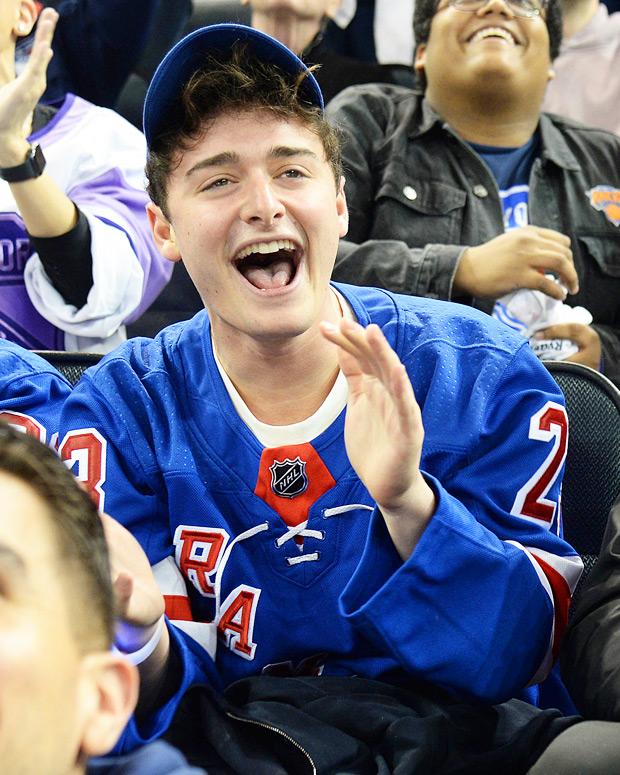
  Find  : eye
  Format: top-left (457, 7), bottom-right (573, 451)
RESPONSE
top-left (281, 168), bottom-right (306, 180)
top-left (203, 177), bottom-right (231, 191)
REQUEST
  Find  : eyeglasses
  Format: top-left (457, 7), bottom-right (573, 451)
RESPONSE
top-left (447, 0), bottom-right (547, 18)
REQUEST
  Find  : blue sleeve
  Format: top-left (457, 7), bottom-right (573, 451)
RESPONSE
top-left (112, 623), bottom-right (221, 753)
top-left (340, 344), bottom-right (583, 704)
top-left (57, 355), bottom-right (223, 749)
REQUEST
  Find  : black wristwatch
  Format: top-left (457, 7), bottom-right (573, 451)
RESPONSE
top-left (0, 142), bottom-right (46, 183)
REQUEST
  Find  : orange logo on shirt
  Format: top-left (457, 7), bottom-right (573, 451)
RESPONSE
top-left (586, 186), bottom-right (620, 226)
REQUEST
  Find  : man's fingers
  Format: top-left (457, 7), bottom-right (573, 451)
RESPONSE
top-left (321, 320), bottom-right (418, 423)
top-left (33, 7), bottom-right (59, 44)
top-left (24, 8), bottom-right (58, 76)
top-left (366, 324), bottom-right (417, 406)
top-left (532, 273), bottom-right (569, 301)
top-left (321, 319), bottom-right (399, 386)
top-left (538, 322), bottom-right (591, 347)
top-left (113, 570), bottom-right (134, 617)
top-left (535, 248), bottom-right (579, 295)
top-left (321, 319), bottom-right (378, 376)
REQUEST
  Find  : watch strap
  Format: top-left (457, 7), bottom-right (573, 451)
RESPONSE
top-left (0, 142), bottom-right (46, 183)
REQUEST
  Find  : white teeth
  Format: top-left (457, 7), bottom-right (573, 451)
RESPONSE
top-left (469, 26), bottom-right (516, 44)
top-left (237, 239), bottom-right (295, 259)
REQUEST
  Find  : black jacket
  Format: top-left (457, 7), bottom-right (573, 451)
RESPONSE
top-left (163, 675), bottom-right (577, 775)
top-left (561, 497), bottom-right (620, 719)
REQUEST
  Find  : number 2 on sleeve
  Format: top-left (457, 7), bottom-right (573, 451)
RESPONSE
top-left (511, 402), bottom-right (568, 525)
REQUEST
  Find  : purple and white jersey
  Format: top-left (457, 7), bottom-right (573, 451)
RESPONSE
top-left (0, 94), bottom-right (172, 352)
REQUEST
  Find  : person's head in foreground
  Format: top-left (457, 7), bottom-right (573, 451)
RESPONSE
top-left (144, 24), bottom-right (349, 348)
top-left (0, 422), bottom-right (138, 775)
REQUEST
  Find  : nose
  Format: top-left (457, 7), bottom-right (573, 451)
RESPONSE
top-left (476, 0), bottom-right (516, 16)
top-left (240, 175), bottom-right (286, 226)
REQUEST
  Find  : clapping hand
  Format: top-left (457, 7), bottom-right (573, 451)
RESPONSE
top-left (320, 318), bottom-right (436, 559)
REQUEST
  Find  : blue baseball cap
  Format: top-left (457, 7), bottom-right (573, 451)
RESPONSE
top-left (143, 23), bottom-right (324, 147)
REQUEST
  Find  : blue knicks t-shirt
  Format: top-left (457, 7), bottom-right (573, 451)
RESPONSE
top-left (470, 132), bottom-right (540, 230)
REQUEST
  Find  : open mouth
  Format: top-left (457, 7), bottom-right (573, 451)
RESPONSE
top-left (234, 239), bottom-right (301, 291)
top-left (468, 26), bottom-right (518, 44)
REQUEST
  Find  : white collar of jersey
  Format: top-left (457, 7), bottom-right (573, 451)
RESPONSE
top-left (212, 288), bottom-right (352, 448)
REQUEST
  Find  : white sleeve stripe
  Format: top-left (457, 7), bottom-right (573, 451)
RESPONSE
top-left (170, 620), bottom-right (217, 661)
top-left (506, 540), bottom-right (554, 601)
top-left (153, 555), bottom-right (188, 596)
top-left (506, 540), bottom-right (583, 596)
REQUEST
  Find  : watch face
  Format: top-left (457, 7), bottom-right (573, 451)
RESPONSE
top-left (31, 143), bottom-right (46, 175)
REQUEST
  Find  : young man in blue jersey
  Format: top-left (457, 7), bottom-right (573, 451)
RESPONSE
top-left (0, 421), bottom-right (205, 775)
top-left (54, 22), bottom-right (620, 774)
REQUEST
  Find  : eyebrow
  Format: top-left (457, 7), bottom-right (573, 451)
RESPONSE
top-left (185, 151), bottom-right (241, 178)
top-left (270, 145), bottom-right (321, 162)
top-left (185, 145), bottom-right (321, 179)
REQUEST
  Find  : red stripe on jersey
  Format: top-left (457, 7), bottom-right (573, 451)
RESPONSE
top-left (532, 555), bottom-right (571, 661)
top-left (164, 594), bottom-right (193, 622)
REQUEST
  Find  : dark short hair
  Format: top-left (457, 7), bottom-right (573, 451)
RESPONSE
top-left (0, 422), bottom-right (114, 650)
top-left (146, 43), bottom-right (343, 220)
top-left (413, 0), bottom-right (563, 90)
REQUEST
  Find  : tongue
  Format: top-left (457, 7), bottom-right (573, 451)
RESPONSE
top-left (244, 259), bottom-right (294, 290)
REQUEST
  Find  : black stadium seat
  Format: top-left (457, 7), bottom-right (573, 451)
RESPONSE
top-left (544, 360), bottom-right (620, 612)
top-left (33, 350), bottom-right (102, 387)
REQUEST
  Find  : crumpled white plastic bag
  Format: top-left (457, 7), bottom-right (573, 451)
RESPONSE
top-left (493, 278), bottom-right (592, 361)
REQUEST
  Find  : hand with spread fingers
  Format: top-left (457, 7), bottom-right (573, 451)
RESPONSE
top-left (536, 322), bottom-right (602, 371)
top-left (0, 7), bottom-right (58, 167)
top-left (0, 6), bottom-right (78, 240)
top-left (320, 318), bottom-right (436, 559)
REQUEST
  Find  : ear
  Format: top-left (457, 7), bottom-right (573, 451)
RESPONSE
top-left (79, 652), bottom-right (139, 758)
top-left (325, 0), bottom-right (344, 19)
top-left (414, 43), bottom-right (427, 74)
top-left (336, 175), bottom-right (349, 239)
top-left (15, 0), bottom-right (38, 37)
top-left (146, 202), bottom-right (182, 263)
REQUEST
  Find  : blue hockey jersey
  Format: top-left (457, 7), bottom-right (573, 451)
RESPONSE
top-left (57, 284), bottom-right (582, 749)
top-left (0, 339), bottom-right (72, 442)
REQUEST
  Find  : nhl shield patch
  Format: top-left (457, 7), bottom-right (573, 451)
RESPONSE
top-left (270, 456), bottom-right (309, 498)
top-left (586, 186), bottom-right (620, 226)
top-left (255, 443), bottom-right (336, 526)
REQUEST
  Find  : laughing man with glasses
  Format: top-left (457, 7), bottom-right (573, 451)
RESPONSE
top-left (328, 0), bottom-right (620, 391)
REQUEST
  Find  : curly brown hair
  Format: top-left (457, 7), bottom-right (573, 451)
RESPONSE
top-left (146, 43), bottom-right (343, 220)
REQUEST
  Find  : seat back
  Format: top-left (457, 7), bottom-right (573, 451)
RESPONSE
top-left (544, 361), bottom-right (620, 608)
top-left (33, 350), bottom-right (102, 387)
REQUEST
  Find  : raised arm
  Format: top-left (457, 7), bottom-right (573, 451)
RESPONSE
top-left (0, 9), bottom-right (78, 241)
